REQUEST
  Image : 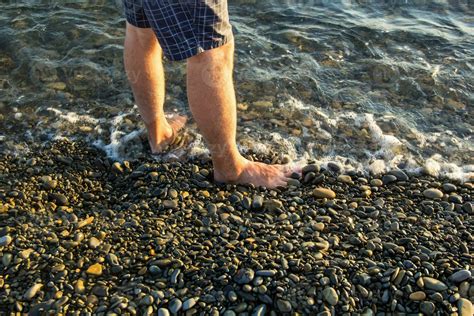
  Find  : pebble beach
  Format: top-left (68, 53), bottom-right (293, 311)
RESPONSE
top-left (0, 139), bottom-right (472, 315)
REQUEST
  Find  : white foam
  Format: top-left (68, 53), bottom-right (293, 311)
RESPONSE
top-left (47, 107), bottom-right (99, 124)
top-left (41, 98), bottom-right (473, 182)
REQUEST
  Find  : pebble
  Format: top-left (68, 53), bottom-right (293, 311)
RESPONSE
top-left (323, 287), bottom-right (339, 306)
top-left (423, 188), bottom-right (443, 199)
top-left (457, 298), bottom-right (473, 316)
top-left (2, 253), bottom-right (12, 266)
top-left (256, 269), bottom-right (277, 277)
top-left (277, 299), bottom-right (292, 312)
top-left (252, 304), bottom-right (267, 316)
top-left (88, 237), bottom-right (101, 249)
top-left (86, 263), bottom-right (103, 276)
top-left (75, 279), bottom-right (85, 294)
top-left (234, 268), bottom-right (255, 284)
top-left (263, 199), bottom-right (283, 211)
top-left (0, 235), bottom-right (12, 247)
top-left (337, 175), bottom-right (353, 183)
top-left (388, 169), bottom-right (409, 181)
top-left (158, 308), bottom-right (170, 316)
top-left (409, 291), bottom-right (426, 301)
top-left (111, 162), bottom-right (124, 173)
top-left (252, 196), bottom-right (264, 209)
top-left (442, 183), bottom-right (457, 192)
top-left (163, 200), bottom-right (178, 209)
top-left (92, 285), bottom-right (108, 297)
top-left (382, 174), bottom-right (397, 184)
top-left (302, 164), bottom-right (319, 174)
top-left (1, 140), bottom-right (473, 314)
top-left (449, 269), bottom-right (471, 283)
top-left (24, 283), bottom-right (43, 300)
top-left (40, 176), bottom-right (57, 190)
top-left (313, 188), bottom-right (336, 199)
top-left (370, 179), bottom-right (383, 187)
top-left (420, 301), bottom-right (436, 314)
top-left (422, 277), bottom-right (447, 291)
top-left (20, 248), bottom-right (34, 259)
top-left (182, 297), bottom-right (198, 311)
top-left (49, 193), bottom-right (69, 206)
top-left (169, 298), bottom-right (183, 314)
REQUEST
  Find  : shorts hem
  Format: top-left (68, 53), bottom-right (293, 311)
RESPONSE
top-left (125, 16), bottom-right (151, 29)
top-left (164, 33), bottom-right (234, 61)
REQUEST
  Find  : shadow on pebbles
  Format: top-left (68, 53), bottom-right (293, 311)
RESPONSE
top-left (0, 140), bottom-right (473, 315)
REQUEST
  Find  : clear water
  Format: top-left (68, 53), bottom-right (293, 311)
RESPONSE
top-left (1, 0), bottom-right (473, 181)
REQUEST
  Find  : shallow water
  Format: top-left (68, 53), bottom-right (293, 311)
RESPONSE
top-left (0, 0), bottom-right (473, 180)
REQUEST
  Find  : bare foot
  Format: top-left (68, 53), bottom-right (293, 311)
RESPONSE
top-left (214, 158), bottom-right (302, 188)
top-left (148, 114), bottom-right (187, 153)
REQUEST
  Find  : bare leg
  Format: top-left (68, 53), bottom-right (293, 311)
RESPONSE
top-left (123, 22), bottom-right (186, 153)
top-left (187, 41), bottom-right (297, 188)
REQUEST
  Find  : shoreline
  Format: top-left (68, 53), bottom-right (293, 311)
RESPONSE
top-left (0, 139), bottom-right (472, 314)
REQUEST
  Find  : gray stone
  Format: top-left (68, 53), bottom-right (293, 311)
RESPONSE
top-left (0, 235), bottom-right (12, 247)
top-left (382, 174), bottom-right (397, 184)
top-left (92, 285), bottom-right (109, 297)
top-left (422, 277), bottom-right (447, 291)
top-left (302, 164), bottom-right (319, 174)
top-left (423, 188), bottom-right (443, 200)
top-left (169, 298), bottom-right (182, 314)
top-left (2, 253), bottom-right (12, 266)
top-left (256, 269), bottom-right (277, 277)
top-left (449, 269), bottom-right (471, 283)
top-left (163, 200), bottom-right (178, 209)
top-left (277, 299), bottom-right (292, 313)
top-left (420, 301), bottom-right (436, 315)
top-left (252, 196), bottom-right (264, 209)
top-left (234, 268), bottom-right (255, 284)
top-left (389, 170), bottom-right (409, 181)
top-left (158, 308), bottom-right (170, 316)
top-left (182, 297), bottom-right (198, 311)
top-left (322, 287), bottom-right (338, 305)
top-left (442, 183), bottom-right (457, 192)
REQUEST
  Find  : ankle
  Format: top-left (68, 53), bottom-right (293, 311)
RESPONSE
top-left (146, 118), bottom-right (173, 144)
top-left (213, 154), bottom-right (248, 181)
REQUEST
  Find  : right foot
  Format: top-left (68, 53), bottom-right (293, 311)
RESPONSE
top-left (147, 114), bottom-right (187, 153)
top-left (214, 158), bottom-right (301, 188)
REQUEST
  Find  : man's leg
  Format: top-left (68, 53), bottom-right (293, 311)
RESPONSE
top-left (123, 22), bottom-right (186, 153)
top-left (187, 41), bottom-right (295, 188)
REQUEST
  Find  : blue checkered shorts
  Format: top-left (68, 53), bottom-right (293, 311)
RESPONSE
top-left (123, 0), bottom-right (233, 61)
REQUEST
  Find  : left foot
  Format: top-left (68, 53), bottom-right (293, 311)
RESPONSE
top-left (146, 114), bottom-right (187, 153)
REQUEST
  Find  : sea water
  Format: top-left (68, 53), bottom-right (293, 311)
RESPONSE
top-left (0, 0), bottom-right (472, 181)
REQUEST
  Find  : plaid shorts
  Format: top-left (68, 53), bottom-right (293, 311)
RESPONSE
top-left (123, 0), bottom-right (233, 61)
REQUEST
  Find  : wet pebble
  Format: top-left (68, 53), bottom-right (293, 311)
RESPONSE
top-left (423, 188), bottom-right (443, 199)
top-left (409, 291), bottom-right (426, 301)
top-left (422, 277), bottom-right (447, 291)
top-left (449, 269), bottom-right (471, 283)
top-left (313, 188), bottom-right (336, 199)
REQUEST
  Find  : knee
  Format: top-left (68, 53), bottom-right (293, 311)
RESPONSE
top-left (125, 22), bottom-right (158, 48)
top-left (188, 42), bottom-right (234, 68)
